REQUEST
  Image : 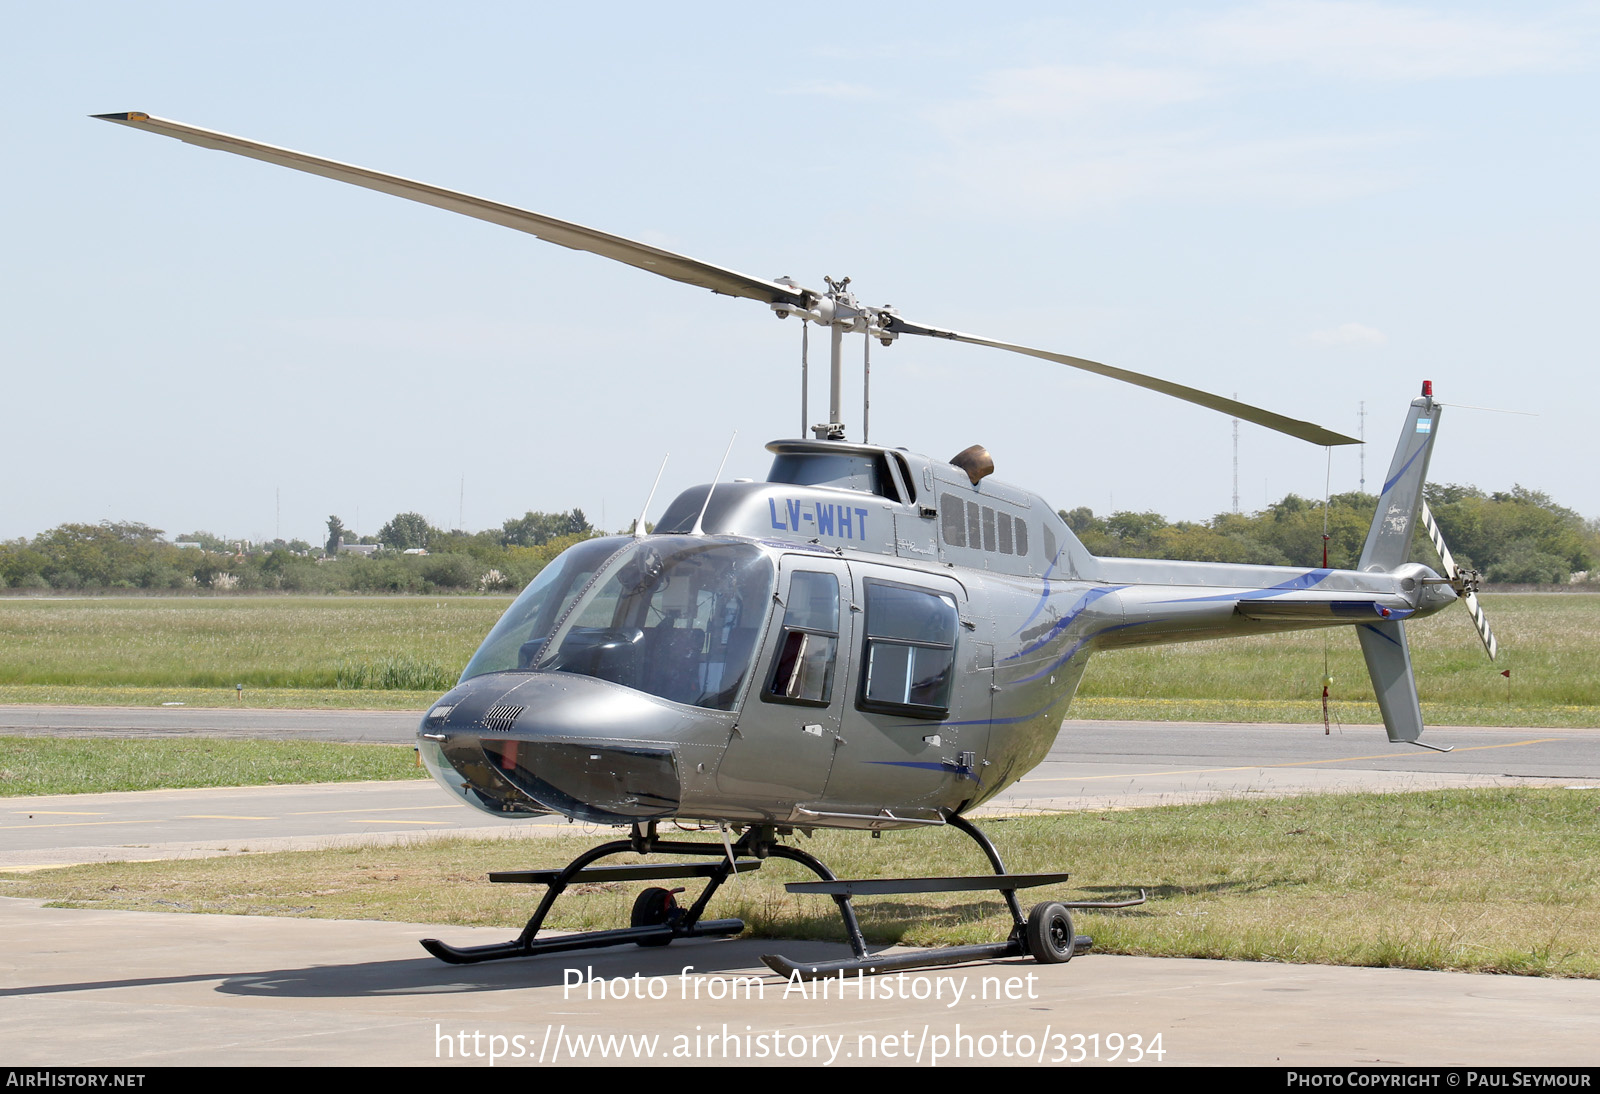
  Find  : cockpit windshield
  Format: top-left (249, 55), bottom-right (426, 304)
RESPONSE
top-left (459, 536), bottom-right (625, 684)
top-left (461, 536), bottom-right (775, 712)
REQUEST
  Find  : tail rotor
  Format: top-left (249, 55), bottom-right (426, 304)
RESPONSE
top-left (1419, 500), bottom-right (1499, 660)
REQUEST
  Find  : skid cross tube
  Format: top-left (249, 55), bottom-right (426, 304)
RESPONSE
top-left (758, 812), bottom-right (1100, 981)
top-left (421, 822), bottom-right (757, 965)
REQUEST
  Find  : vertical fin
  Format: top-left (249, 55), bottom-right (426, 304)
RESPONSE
top-left (1357, 621), bottom-right (1423, 744)
top-left (1358, 389), bottom-right (1440, 572)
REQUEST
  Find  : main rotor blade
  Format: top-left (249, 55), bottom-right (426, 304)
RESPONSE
top-left (884, 316), bottom-right (1361, 447)
top-left (1420, 501), bottom-right (1499, 660)
top-left (93, 112), bottom-right (811, 309)
top-left (98, 112), bottom-right (1360, 446)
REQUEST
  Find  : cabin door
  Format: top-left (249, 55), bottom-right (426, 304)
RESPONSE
top-left (821, 564), bottom-right (978, 812)
top-left (714, 556), bottom-right (852, 802)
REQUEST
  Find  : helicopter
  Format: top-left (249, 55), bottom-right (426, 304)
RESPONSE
top-left (96, 112), bottom-right (1497, 980)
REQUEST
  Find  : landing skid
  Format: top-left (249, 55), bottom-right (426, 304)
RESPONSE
top-left (419, 814), bottom-right (1144, 977)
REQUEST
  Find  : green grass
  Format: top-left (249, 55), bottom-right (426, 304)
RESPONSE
top-left (8, 788), bottom-right (1596, 977)
top-left (0, 685), bottom-right (440, 710)
top-left (1077, 594), bottom-right (1600, 726)
top-left (0, 593), bottom-right (1594, 726)
top-left (0, 736), bottom-right (426, 795)
top-left (0, 596), bottom-right (508, 690)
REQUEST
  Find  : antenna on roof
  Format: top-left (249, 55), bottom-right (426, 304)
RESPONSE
top-left (633, 453), bottom-right (669, 539)
top-left (691, 433), bottom-right (738, 536)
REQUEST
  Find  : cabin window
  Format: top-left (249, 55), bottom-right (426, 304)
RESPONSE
top-left (768, 452), bottom-right (899, 501)
top-left (940, 494), bottom-right (966, 547)
top-left (763, 571), bottom-right (840, 706)
top-left (891, 453), bottom-right (917, 503)
top-left (939, 493), bottom-right (1030, 559)
top-left (857, 580), bottom-right (958, 718)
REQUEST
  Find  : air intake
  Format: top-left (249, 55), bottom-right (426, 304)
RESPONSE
top-left (482, 703), bottom-right (524, 733)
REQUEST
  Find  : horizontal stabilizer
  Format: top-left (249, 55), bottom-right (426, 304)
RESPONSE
top-left (1235, 596), bottom-right (1412, 623)
top-left (1357, 621), bottom-right (1424, 744)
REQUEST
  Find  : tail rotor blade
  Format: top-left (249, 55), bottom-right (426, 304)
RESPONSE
top-left (1420, 501), bottom-right (1498, 660)
top-left (1461, 589), bottom-right (1499, 661)
top-left (1419, 499), bottom-right (1460, 578)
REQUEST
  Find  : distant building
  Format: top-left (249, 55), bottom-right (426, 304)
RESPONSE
top-left (338, 543), bottom-right (383, 557)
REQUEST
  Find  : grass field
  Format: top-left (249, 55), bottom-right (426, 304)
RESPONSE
top-left (1075, 593), bottom-right (1600, 726)
top-left (0, 684), bottom-right (440, 710)
top-left (0, 596), bottom-right (507, 691)
top-left (8, 788), bottom-right (1596, 977)
top-left (0, 593), bottom-right (1594, 724)
top-left (0, 737), bottom-right (424, 795)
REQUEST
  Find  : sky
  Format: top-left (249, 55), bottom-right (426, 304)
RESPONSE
top-left (3, 2), bottom-right (1596, 545)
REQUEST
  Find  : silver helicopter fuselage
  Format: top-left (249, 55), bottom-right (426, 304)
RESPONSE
top-left (419, 422), bottom-right (1456, 832)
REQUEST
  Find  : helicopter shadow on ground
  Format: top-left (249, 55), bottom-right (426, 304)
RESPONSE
top-left (853, 879), bottom-right (1271, 933)
top-left (212, 938), bottom-right (852, 999)
top-left (0, 937), bottom-right (866, 1003)
top-left (1072, 878), bottom-right (1293, 919)
top-left (851, 870), bottom-right (1299, 934)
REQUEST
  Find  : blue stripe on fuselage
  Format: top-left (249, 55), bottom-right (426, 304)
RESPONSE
top-left (1003, 585), bottom-right (1125, 663)
top-left (1153, 569), bottom-right (1331, 604)
top-left (863, 760), bottom-right (980, 783)
top-left (1010, 618), bottom-right (1153, 686)
top-left (1013, 543), bottom-right (1072, 636)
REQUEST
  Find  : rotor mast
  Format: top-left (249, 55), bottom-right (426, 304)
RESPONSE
top-left (771, 275), bottom-right (899, 442)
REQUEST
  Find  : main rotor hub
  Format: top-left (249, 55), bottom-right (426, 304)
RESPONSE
top-left (770, 274), bottom-right (896, 443)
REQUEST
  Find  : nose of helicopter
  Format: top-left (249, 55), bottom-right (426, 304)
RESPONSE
top-left (416, 672), bottom-right (722, 824)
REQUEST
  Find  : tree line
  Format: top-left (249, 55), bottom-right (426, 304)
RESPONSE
top-left (1, 488), bottom-right (1593, 594)
top-left (0, 509), bottom-right (597, 594)
top-left (1063, 484), bottom-right (1595, 584)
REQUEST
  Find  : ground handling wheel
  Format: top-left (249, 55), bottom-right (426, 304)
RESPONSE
top-left (1025, 901), bottom-right (1075, 964)
top-left (630, 886), bottom-right (683, 947)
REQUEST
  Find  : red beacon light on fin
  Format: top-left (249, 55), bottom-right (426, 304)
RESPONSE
top-left (1421, 380), bottom-right (1433, 397)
